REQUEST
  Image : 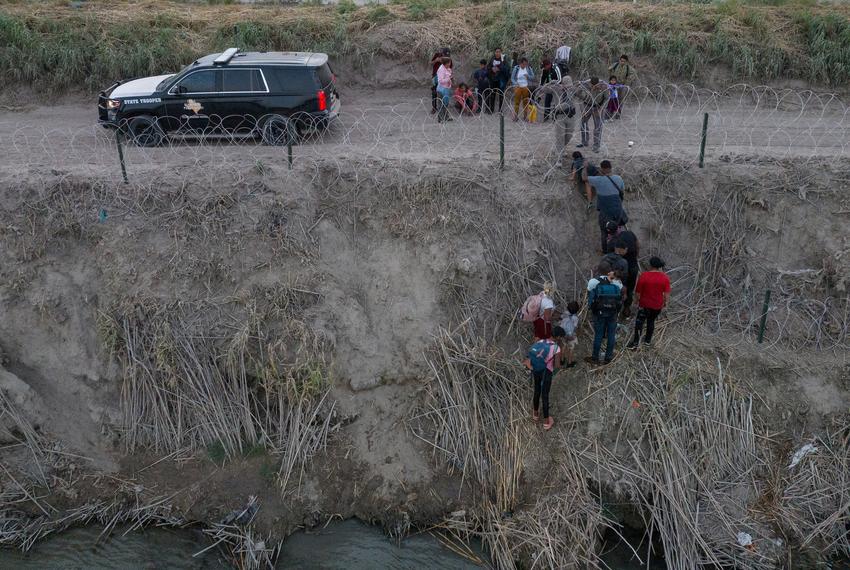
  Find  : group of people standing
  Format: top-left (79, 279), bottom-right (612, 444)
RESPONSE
top-left (429, 46), bottom-right (637, 154)
top-left (522, 158), bottom-right (671, 431)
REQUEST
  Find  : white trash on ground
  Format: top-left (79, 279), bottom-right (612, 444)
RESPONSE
top-left (788, 443), bottom-right (818, 469)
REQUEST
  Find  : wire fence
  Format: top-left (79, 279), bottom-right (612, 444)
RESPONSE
top-left (2, 83), bottom-right (849, 186)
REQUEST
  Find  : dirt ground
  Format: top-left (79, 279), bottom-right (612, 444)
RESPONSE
top-left (1, 86), bottom-right (849, 566)
top-left (0, 85), bottom-right (848, 186)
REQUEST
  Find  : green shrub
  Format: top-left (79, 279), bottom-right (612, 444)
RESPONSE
top-left (633, 30), bottom-right (656, 54)
top-left (655, 32), bottom-right (701, 79)
top-left (366, 5), bottom-right (394, 24)
top-left (337, 0), bottom-right (358, 15)
top-left (799, 13), bottom-right (850, 86)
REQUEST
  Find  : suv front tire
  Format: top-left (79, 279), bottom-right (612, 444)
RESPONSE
top-left (126, 115), bottom-right (166, 147)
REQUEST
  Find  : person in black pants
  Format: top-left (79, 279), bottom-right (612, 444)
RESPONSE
top-left (611, 232), bottom-right (640, 318)
top-left (487, 49), bottom-right (509, 114)
top-left (525, 327), bottom-right (565, 431)
top-left (629, 257), bottom-right (671, 348)
top-left (539, 58), bottom-right (559, 121)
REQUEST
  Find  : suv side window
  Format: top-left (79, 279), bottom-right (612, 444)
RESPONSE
top-left (176, 70), bottom-right (219, 94)
top-left (267, 68), bottom-right (319, 95)
top-left (222, 69), bottom-right (266, 92)
top-left (316, 64), bottom-right (335, 89)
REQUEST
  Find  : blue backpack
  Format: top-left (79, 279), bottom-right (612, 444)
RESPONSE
top-left (591, 277), bottom-right (622, 315)
top-left (528, 340), bottom-right (556, 372)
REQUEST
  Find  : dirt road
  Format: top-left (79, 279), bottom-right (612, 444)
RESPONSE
top-left (0, 86), bottom-right (847, 185)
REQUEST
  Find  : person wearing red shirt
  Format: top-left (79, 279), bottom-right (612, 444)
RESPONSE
top-left (628, 256), bottom-right (671, 348)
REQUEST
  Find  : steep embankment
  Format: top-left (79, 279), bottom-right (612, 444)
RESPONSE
top-left (1, 144), bottom-right (848, 565)
top-left (1, 0), bottom-right (850, 97)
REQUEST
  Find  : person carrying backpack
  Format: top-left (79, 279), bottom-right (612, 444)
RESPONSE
top-left (584, 160), bottom-right (626, 252)
top-left (519, 282), bottom-right (556, 339)
top-left (555, 45), bottom-right (571, 77)
top-left (585, 262), bottom-right (623, 365)
top-left (524, 326), bottom-right (565, 431)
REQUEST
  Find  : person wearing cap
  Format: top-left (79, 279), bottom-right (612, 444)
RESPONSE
top-left (628, 256), bottom-right (671, 349)
top-left (430, 48), bottom-right (450, 114)
top-left (533, 281), bottom-right (556, 340)
top-left (603, 220), bottom-right (622, 252)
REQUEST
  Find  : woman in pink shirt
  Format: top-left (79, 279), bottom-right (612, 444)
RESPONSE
top-left (436, 57), bottom-right (454, 122)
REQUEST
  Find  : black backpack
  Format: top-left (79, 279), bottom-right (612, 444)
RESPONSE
top-left (555, 60), bottom-right (569, 77)
top-left (591, 277), bottom-right (622, 315)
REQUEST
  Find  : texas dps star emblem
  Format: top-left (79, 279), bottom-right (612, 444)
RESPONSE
top-left (183, 99), bottom-right (203, 114)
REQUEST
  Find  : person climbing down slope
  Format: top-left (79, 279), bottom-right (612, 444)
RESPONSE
top-left (519, 282), bottom-right (556, 339)
top-left (584, 160), bottom-right (626, 253)
top-left (611, 233), bottom-right (640, 318)
top-left (558, 301), bottom-right (580, 368)
top-left (629, 256), bottom-right (671, 349)
top-left (585, 262), bottom-right (623, 365)
top-left (524, 326), bottom-right (565, 431)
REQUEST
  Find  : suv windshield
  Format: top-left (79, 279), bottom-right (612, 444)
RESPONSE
top-left (155, 62), bottom-right (198, 92)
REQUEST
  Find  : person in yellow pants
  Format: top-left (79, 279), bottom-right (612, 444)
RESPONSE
top-left (510, 57), bottom-right (535, 121)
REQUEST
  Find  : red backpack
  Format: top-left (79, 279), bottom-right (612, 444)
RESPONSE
top-left (519, 292), bottom-right (546, 322)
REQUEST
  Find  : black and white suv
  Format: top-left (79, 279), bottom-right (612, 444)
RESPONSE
top-left (98, 49), bottom-right (339, 146)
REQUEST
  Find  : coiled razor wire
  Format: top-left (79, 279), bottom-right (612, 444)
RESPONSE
top-left (0, 83), bottom-right (848, 187)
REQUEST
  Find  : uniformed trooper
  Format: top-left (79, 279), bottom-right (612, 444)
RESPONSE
top-left (551, 75), bottom-right (577, 164)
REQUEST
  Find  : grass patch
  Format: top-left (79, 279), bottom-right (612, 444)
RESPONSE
top-left (799, 12), bottom-right (850, 86)
top-left (0, 1), bottom-right (848, 91)
top-left (366, 4), bottom-right (394, 25)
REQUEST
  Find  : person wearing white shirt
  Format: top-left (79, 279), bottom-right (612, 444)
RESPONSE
top-left (510, 57), bottom-right (535, 122)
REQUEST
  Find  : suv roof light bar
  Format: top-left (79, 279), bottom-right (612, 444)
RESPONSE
top-left (213, 48), bottom-right (239, 65)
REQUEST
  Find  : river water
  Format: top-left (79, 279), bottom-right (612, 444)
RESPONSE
top-left (0, 519), bottom-right (483, 569)
top-left (0, 518), bottom-right (661, 569)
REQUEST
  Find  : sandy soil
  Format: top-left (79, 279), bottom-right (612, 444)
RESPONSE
top-left (0, 86), bottom-right (848, 188)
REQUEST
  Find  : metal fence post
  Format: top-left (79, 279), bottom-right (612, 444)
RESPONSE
top-left (698, 112), bottom-right (709, 168)
top-left (115, 130), bottom-right (129, 184)
top-left (757, 289), bottom-right (771, 344)
top-left (287, 141), bottom-right (293, 170)
top-left (499, 112), bottom-right (505, 170)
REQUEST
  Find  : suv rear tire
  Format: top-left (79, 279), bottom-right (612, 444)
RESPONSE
top-left (261, 115), bottom-right (297, 146)
top-left (126, 115), bottom-right (166, 147)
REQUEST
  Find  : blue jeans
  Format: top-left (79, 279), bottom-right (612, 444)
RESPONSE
top-left (437, 86), bottom-right (452, 107)
top-left (593, 313), bottom-right (618, 361)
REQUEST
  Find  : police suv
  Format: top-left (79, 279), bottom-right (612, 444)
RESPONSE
top-left (98, 49), bottom-right (339, 146)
